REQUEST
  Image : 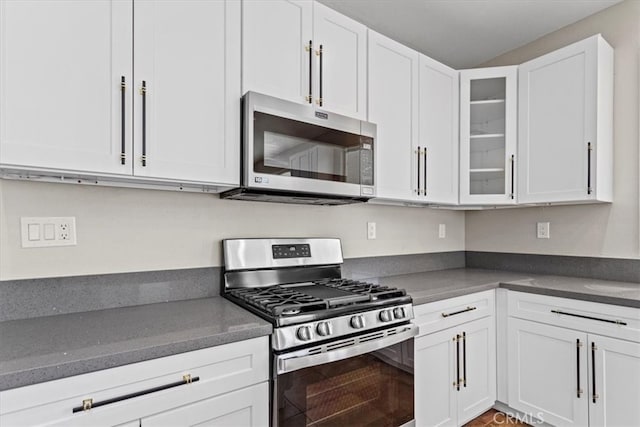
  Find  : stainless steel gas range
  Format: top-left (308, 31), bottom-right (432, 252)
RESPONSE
top-left (222, 238), bottom-right (417, 427)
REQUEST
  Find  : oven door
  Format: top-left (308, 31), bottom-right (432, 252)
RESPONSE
top-left (274, 323), bottom-right (417, 427)
top-left (244, 91), bottom-right (376, 198)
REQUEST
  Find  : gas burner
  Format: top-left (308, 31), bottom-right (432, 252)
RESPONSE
top-left (281, 308), bottom-right (301, 316)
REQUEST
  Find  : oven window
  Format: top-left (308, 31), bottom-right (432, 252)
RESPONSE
top-left (253, 112), bottom-right (373, 185)
top-left (276, 343), bottom-right (413, 427)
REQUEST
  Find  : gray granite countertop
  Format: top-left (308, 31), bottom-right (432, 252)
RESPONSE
top-left (0, 297), bottom-right (271, 392)
top-left (2, 268), bottom-right (639, 393)
top-left (367, 268), bottom-right (640, 308)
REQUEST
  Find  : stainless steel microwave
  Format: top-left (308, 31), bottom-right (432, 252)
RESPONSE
top-left (221, 92), bottom-right (376, 205)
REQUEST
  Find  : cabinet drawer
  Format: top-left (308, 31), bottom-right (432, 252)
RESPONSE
top-left (508, 291), bottom-right (640, 342)
top-left (413, 290), bottom-right (495, 336)
top-left (0, 336), bottom-right (269, 426)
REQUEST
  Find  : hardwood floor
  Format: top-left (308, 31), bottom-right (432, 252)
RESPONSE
top-left (464, 409), bottom-right (530, 427)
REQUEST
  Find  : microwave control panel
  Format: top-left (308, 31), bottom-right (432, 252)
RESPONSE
top-left (272, 244), bottom-right (311, 259)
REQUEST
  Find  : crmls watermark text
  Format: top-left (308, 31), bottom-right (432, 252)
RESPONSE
top-left (493, 411), bottom-right (545, 425)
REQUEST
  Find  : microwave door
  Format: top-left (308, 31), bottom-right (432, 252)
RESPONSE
top-left (247, 110), bottom-right (367, 197)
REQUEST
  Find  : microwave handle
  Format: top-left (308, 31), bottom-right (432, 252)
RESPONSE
top-left (275, 324), bottom-right (418, 375)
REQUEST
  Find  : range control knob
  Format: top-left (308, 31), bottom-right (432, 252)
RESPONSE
top-left (393, 307), bottom-right (406, 320)
top-left (296, 326), bottom-right (312, 341)
top-left (379, 309), bottom-right (393, 322)
top-left (316, 321), bottom-right (333, 336)
top-left (350, 315), bottom-right (365, 329)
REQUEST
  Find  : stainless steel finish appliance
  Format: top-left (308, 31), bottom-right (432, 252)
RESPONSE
top-left (223, 238), bottom-right (416, 427)
top-left (220, 92), bottom-right (376, 205)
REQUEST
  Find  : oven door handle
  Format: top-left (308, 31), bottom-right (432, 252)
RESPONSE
top-left (275, 324), bottom-right (418, 375)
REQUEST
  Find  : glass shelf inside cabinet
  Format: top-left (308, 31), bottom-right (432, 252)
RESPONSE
top-left (470, 170), bottom-right (505, 195)
top-left (467, 77), bottom-right (508, 196)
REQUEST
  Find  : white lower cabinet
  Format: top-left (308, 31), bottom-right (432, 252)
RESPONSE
top-left (142, 382), bottom-right (269, 427)
top-left (506, 291), bottom-right (640, 427)
top-left (0, 337), bottom-right (269, 427)
top-left (414, 291), bottom-right (496, 427)
top-left (508, 318), bottom-right (589, 426)
top-left (589, 334), bottom-right (640, 427)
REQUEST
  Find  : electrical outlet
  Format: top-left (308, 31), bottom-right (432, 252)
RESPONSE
top-left (21, 217), bottom-right (77, 247)
top-left (367, 222), bottom-right (376, 240)
top-left (438, 224), bottom-right (446, 239)
top-left (536, 222), bottom-right (550, 239)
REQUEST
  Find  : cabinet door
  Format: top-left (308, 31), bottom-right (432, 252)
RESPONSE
top-left (242, 0), bottom-right (312, 105)
top-left (0, 0), bottom-right (132, 175)
top-left (368, 30), bottom-right (420, 202)
top-left (133, 0), bottom-right (240, 185)
top-left (414, 329), bottom-right (457, 427)
top-left (508, 318), bottom-right (589, 426)
top-left (313, 2), bottom-right (367, 119)
top-left (460, 66), bottom-right (517, 205)
top-left (458, 317), bottom-right (496, 425)
top-left (419, 55), bottom-right (459, 205)
top-left (518, 35), bottom-right (613, 203)
top-left (589, 334), bottom-right (640, 427)
top-left (142, 382), bottom-right (269, 427)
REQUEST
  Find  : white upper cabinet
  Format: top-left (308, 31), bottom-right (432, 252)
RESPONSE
top-left (242, 1), bottom-right (367, 119)
top-left (368, 30), bottom-right (419, 202)
top-left (518, 35), bottom-right (613, 204)
top-left (0, 0), bottom-right (133, 175)
top-left (242, 0), bottom-right (312, 106)
top-left (418, 55), bottom-right (459, 205)
top-left (460, 66), bottom-right (518, 205)
top-left (133, 0), bottom-right (240, 185)
top-left (312, 2), bottom-right (367, 119)
top-left (0, 0), bottom-right (240, 188)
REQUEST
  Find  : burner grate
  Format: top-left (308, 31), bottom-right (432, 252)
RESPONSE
top-left (227, 278), bottom-right (407, 318)
top-left (317, 278), bottom-right (407, 300)
top-left (228, 286), bottom-right (329, 316)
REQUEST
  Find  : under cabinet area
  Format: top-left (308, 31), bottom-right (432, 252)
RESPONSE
top-left (518, 35), bottom-right (613, 204)
top-left (0, 0), bottom-right (241, 189)
top-left (242, 0), bottom-right (367, 119)
top-left (413, 290), bottom-right (497, 427)
top-left (0, 337), bottom-right (270, 427)
top-left (505, 291), bottom-right (640, 427)
top-left (459, 66), bottom-right (518, 205)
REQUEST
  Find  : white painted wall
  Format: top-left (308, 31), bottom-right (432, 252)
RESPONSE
top-left (466, 0), bottom-right (640, 259)
top-left (0, 179), bottom-right (464, 280)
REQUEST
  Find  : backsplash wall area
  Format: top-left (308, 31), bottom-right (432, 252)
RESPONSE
top-left (0, 179), bottom-right (465, 280)
top-left (466, 0), bottom-right (640, 260)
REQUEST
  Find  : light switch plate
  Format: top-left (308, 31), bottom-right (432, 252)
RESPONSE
top-left (367, 222), bottom-right (376, 240)
top-left (21, 217), bottom-right (77, 248)
top-left (438, 224), bottom-right (446, 239)
top-left (536, 222), bottom-right (550, 239)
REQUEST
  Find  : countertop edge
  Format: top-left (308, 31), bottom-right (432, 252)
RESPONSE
top-left (498, 282), bottom-right (640, 309)
top-left (0, 324), bottom-right (272, 392)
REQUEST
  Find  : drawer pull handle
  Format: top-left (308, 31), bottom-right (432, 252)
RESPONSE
top-left (72, 374), bottom-right (200, 413)
top-left (550, 310), bottom-right (627, 326)
top-left (442, 306), bottom-right (477, 318)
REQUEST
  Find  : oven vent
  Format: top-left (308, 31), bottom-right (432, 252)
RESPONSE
top-left (326, 339), bottom-right (356, 351)
top-left (308, 347), bottom-right (323, 355)
top-left (387, 329), bottom-right (398, 335)
top-left (359, 331), bottom-right (385, 343)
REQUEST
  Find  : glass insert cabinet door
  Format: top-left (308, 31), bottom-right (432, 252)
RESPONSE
top-left (459, 66), bottom-right (517, 205)
top-left (253, 111), bottom-right (374, 186)
top-left (275, 340), bottom-right (414, 427)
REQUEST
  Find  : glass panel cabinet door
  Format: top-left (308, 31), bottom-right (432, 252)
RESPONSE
top-left (459, 66), bottom-right (517, 205)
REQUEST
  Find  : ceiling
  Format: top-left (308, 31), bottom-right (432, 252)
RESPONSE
top-left (317, 0), bottom-right (622, 69)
